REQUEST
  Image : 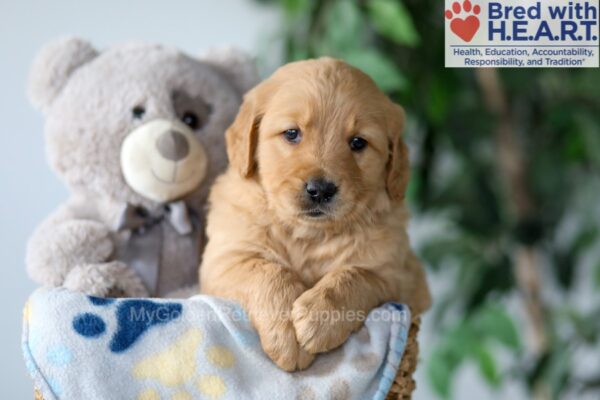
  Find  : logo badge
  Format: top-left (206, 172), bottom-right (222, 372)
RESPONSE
top-left (445, 0), bottom-right (599, 67)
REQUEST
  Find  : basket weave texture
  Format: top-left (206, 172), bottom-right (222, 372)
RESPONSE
top-left (385, 318), bottom-right (420, 400)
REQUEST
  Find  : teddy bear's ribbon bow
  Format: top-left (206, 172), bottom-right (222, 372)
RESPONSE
top-left (115, 201), bottom-right (195, 235)
top-left (113, 201), bottom-right (198, 294)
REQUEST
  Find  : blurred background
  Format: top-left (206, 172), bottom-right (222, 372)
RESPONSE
top-left (256, 1), bottom-right (600, 399)
top-left (2, 0), bottom-right (599, 399)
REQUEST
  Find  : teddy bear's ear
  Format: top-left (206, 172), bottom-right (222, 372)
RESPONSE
top-left (201, 47), bottom-right (260, 95)
top-left (28, 37), bottom-right (98, 112)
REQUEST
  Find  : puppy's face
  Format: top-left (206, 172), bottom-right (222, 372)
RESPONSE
top-left (226, 59), bottom-right (409, 226)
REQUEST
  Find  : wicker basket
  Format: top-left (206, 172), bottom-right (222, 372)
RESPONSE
top-left (385, 318), bottom-right (420, 400)
top-left (34, 318), bottom-right (421, 400)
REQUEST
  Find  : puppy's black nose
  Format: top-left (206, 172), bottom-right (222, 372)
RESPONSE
top-left (305, 178), bottom-right (338, 204)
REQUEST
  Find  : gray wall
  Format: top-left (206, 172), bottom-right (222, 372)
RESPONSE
top-left (0, 0), bottom-right (277, 396)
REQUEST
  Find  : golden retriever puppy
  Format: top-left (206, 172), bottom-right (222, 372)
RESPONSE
top-left (200, 58), bottom-right (431, 371)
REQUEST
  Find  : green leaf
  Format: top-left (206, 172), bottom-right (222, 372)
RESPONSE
top-left (449, 322), bottom-right (480, 354)
top-left (427, 348), bottom-right (457, 399)
top-left (553, 226), bottom-right (598, 289)
top-left (564, 308), bottom-right (599, 343)
top-left (280, 0), bottom-right (312, 15)
top-left (595, 262), bottom-right (600, 290)
top-left (543, 342), bottom-right (572, 397)
top-left (426, 75), bottom-right (452, 125)
top-left (405, 173), bottom-right (421, 206)
top-left (367, 0), bottom-right (420, 46)
top-left (473, 306), bottom-right (521, 351)
top-left (471, 344), bottom-right (501, 387)
top-left (565, 129), bottom-right (587, 161)
top-left (572, 226), bottom-right (598, 254)
top-left (321, 0), bottom-right (364, 53)
top-left (341, 49), bottom-right (407, 92)
top-left (426, 322), bottom-right (475, 398)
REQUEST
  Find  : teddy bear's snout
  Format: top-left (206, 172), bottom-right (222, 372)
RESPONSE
top-left (156, 130), bottom-right (190, 162)
top-left (120, 119), bottom-right (208, 203)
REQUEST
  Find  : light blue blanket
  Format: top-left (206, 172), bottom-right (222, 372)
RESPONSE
top-left (22, 288), bottom-right (411, 400)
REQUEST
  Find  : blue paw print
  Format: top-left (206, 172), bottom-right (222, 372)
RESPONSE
top-left (88, 296), bottom-right (115, 306)
top-left (73, 313), bottom-right (106, 337)
top-left (72, 296), bottom-right (182, 353)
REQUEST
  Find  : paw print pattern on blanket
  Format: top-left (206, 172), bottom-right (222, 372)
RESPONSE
top-left (24, 291), bottom-right (410, 400)
top-left (72, 296), bottom-right (182, 353)
top-left (132, 328), bottom-right (236, 399)
top-left (111, 300), bottom-right (182, 352)
top-left (72, 313), bottom-right (106, 337)
top-left (295, 379), bottom-right (351, 400)
top-left (133, 329), bottom-right (204, 386)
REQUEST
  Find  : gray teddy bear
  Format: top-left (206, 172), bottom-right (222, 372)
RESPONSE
top-left (26, 38), bottom-right (257, 298)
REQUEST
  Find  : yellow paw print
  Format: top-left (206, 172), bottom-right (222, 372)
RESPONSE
top-left (197, 375), bottom-right (227, 398)
top-left (133, 328), bottom-right (236, 399)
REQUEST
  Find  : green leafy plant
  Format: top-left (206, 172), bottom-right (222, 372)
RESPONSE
top-left (255, 0), bottom-right (600, 398)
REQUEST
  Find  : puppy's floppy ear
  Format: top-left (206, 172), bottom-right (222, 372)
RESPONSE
top-left (28, 37), bottom-right (98, 112)
top-left (226, 89), bottom-right (261, 178)
top-left (386, 103), bottom-right (410, 202)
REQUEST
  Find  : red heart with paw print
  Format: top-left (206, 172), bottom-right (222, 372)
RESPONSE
top-left (450, 15), bottom-right (480, 42)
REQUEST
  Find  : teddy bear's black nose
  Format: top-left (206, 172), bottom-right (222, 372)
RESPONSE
top-left (156, 130), bottom-right (190, 161)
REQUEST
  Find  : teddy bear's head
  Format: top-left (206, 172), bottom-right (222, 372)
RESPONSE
top-left (29, 38), bottom-right (257, 206)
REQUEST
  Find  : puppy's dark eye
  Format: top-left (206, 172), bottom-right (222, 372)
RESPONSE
top-left (283, 128), bottom-right (302, 144)
top-left (182, 111), bottom-right (199, 130)
top-left (349, 136), bottom-right (368, 152)
top-left (132, 106), bottom-right (145, 119)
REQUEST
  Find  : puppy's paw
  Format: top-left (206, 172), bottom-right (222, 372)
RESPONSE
top-left (258, 320), bottom-right (315, 371)
top-left (292, 289), bottom-right (358, 354)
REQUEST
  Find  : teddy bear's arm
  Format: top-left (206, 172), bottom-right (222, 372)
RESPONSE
top-left (26, 204), bottom-right (114, 287)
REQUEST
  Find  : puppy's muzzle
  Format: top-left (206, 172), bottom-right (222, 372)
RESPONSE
top-left (305, 177), bottom-right (338, 204)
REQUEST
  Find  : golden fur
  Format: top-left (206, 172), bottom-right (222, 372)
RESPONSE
top-left (199, 58), bottom-right (431, 371)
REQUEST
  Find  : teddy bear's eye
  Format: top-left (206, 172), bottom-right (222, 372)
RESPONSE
top-left (132, 106), bottom-right (145, 119)
top-left (181, 111), bottom-right (199, 130)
